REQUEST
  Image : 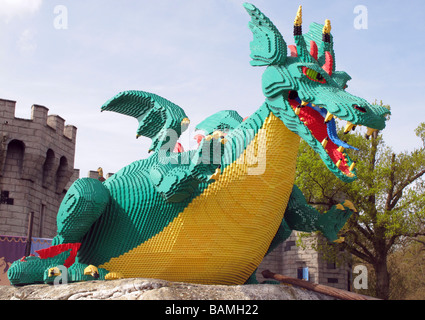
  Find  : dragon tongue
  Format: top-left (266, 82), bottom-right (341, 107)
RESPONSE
top-left (326, 118), bottom-right (359, 151)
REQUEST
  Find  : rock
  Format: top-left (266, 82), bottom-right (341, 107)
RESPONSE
top-left (0, 278), bottom-right (337, 300)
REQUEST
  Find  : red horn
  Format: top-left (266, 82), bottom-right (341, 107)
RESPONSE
top-left (310, 41), bottom-right (318, 60)
top-left (322, 51), bottom-right (333, 76)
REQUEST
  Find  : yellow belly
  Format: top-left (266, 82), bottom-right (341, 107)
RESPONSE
top-left (100, 113), bottom-right (300, 285)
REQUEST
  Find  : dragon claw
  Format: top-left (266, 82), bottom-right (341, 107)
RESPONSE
top-left (84, 265), bottom-right (99, 279)
top-left (333, 237), bottom-right (345, 244)
top-left (210, 167), bottom-right (222, 181)
top-left (105, 272), bottom-right (124, 280)
top-left (335, 204), bottom-right (345, 211)
top-left (181, 118), bottom-right (191, 126)
top-left (335, 200), bottom-right (357, 213)
top-left (48, 267), bottom-right (62, 278)
top-left (343, 200), bottom-right (357, 212)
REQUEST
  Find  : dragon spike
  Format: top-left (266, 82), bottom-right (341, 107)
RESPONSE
top-left (320, 19), bottom-right (336, 74)
top-left (294, 5), bottom-right (302, 28)
top-left (293, 6), bottom-right (315, 63)
top-left (322, 51), bottom-right (334, 76)
top-left (310, 40), bottom-right (318, 60)
top-left (323, 19), bottom-right (332, 37)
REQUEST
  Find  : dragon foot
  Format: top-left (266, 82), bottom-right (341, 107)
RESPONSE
top-left (7, 250), bottom-right (72, 286)
top-left (317, 201), bottom-right (355, 242)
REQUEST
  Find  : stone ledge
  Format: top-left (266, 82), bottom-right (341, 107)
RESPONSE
top-left (0, 278), bottom-right (337, 300)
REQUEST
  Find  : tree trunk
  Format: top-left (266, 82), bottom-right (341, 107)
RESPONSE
top-left (374, 258), bottom-right (390, 300)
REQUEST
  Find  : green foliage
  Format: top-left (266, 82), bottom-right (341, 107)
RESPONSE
top-left (295, 106), bottom-right (425, 299)
top-left (415, 122), bottom-right (425, 145)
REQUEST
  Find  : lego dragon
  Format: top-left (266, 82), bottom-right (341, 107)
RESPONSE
top-left (8, 3), bottom-right (389, 286)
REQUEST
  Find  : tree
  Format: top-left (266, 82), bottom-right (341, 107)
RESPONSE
top-left (387, 236), bottom-right (425, 299)
top-left (295, 104), bottom-right (425, 300)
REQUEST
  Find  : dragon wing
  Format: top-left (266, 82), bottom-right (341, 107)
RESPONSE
top-left (101, 90), bottom-right (190, 153)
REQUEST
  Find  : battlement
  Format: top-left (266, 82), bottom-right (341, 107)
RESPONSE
top-left (0, 99), bottom-right (77, 143)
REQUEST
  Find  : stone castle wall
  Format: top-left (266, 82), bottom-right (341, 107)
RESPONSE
top-left (0, 99), bottom-right (79, 238)
top-left (257, 232), bottom-right (352, 291)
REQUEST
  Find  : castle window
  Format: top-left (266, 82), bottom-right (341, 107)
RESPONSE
top-left (284, 240), bottom-right (296, 252)
top-left (0, 191), bottom-right (14, 205)
top-left (297, 267), bottom-right (309, 281)
top-left (55, 156), bottom-right (68, 194)
top-left (4, 139), bottom-right (25, 178)
top-left (42, 149), bottom-right (55, 187)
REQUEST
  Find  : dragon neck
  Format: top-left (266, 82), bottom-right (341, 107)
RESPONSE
top-left (221, 103), bottom-right (300, 171)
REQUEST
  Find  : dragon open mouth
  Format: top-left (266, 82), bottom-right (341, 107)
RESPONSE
top-left (288, 90), bottom-right (357, 178)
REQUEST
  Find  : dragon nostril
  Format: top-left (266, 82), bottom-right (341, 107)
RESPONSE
top-left (353, 105), bottom-right (367, 113)
top-left (288, 90), bottom-right (299, 100)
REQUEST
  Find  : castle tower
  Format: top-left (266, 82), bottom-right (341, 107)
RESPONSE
top-left (0, 99), bottom-right (79, 238)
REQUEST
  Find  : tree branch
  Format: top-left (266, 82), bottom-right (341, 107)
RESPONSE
top-left (342, 230), bottom-right (375, 264)
top-left (385, 153), bottom-right (396, 211)
top-left (390, 168), bottom-right (425, 210)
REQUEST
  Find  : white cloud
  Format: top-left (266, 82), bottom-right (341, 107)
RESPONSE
top-left (17, 28), bottom-right (37, 55)
top-left (0, 0), bottom-right (42, 22)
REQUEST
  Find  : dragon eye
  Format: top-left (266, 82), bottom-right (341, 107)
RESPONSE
top-left (302, 67), bottom-right (326, 84)
top-left (353, 105), bottom-right (367, 113)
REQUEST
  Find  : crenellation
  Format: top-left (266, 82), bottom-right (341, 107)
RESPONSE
top-left (31, 104), bottom-right (48, 124)
top-left (64, 125), bottom-right (77, 142)
top-left (47, 114), bottom-right (65, 134)
top-left (0, 99), bottom-right (16, 120)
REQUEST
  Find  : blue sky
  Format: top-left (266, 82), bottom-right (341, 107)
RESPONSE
top-left (1, 0), bottom-right (424, 177)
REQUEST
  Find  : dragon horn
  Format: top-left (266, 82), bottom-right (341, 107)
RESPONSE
top-left (293, 6), bottom-right (315, 63)
top-left (294, 6), bottom-right (302, 29)
top-left (322, 19), bottom-right (331, 42)
top-left (320, 19), bottom-right (335, 74)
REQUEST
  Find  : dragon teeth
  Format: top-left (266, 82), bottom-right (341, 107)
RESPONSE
top-left (349, 162), bottom-right (356, 171)
top-left (321, 137), bottom-right (329, 148)
top-left (344, 122), bottom-right (355, 134)
top-left (324, 112), bottom-right (333, 123)
top-left (295, 107), bottom-right (301, 115)
top-left (366, 127), bottom-right (377, 136)
top-left (336, 159), bottom-right (342, 169)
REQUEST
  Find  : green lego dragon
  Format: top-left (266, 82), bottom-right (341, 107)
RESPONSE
top-left (8, 3), bottom-right (389, 286)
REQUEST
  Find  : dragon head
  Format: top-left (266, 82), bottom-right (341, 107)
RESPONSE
top-left (244, 3), bottom-right (390, 182)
